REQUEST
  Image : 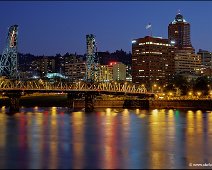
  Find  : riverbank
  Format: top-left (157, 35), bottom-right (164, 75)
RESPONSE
top-left (1, 95), bottom-right (212, 110)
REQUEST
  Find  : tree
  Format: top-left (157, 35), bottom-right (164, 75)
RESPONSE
top-left (170, 74), bottom-right (189, 95)
top-left (164, 83), bottom-right (175, 93)
top-left (193, 76), bottom-right (209, 96)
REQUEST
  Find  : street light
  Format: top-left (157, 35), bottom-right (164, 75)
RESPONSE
top-left (168, 92), bottom-right (173, 100)
top-left (152, 84), bottom-right (157, 93)
top-left (188, 91), bottom-right (193, 99)
top-left (197, 91), bottom-right (202, 98)
top-left (210, 91), bottom-right (212, 98)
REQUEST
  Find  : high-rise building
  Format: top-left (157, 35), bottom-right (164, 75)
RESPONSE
top-left (168, 12), bottom-right (194, 52)
top-left (168, 11), bottom-right (203, 79)
top-left (132, 36), bottom-right (175, 87)
top-left (85, 34), bottom-right (99, 82)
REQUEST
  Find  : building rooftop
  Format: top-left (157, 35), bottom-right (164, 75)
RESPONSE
top-left (171, 12), bottom-right (187, 24)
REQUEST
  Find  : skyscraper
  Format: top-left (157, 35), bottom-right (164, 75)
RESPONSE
top-left (169, 12), bottom-right (201, 78)
top-left (85, 34), bottom-right (99, 82)
top-left (168, 12), bottom-right (194, 52)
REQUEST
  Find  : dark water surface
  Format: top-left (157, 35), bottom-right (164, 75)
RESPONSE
top-left (0, 107), bottom-right (212, 169)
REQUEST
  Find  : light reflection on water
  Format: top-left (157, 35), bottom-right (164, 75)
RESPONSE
top-left (0, 107), bottom-right (212, 169)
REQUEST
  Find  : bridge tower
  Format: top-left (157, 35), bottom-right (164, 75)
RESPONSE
top-left (0, 25), bottom-right (19, 79)
top-left (85, 34), bottom-right (99, 82)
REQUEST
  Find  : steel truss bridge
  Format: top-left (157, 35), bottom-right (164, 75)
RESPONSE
top-left (0, 79), bottom-right (154, 112)
top-left (0, 79), bottom-right (149, 94)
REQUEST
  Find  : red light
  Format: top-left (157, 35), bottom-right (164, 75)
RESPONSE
top-left (44, 111), bottom-right (48, 115)
top-left (110, 62), bottom-right (117, 66)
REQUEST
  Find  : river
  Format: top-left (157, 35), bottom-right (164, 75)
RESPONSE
top-left (0, 106), bottom-right (211, 169)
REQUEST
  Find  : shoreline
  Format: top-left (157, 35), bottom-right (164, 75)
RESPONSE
top-left (1, 95), bottom-right (212, 110)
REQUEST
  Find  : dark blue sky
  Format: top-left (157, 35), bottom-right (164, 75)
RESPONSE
top-left (0, 1), bottom-right (211, 55)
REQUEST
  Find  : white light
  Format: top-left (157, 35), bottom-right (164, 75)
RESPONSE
top-left (171, 40), bottom-right (175, 44)
top-left (132, 40), bottom-right (136, 43)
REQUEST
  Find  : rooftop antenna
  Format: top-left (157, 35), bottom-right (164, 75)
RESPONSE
top-left (146, 23), bottom-right (152, 37)
top-left (177, 9), bottom-right (181, 14)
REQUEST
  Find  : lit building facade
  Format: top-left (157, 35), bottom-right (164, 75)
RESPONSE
top-left (112, 62), bottom-right (126, 81)
top-left (197, 49), bottom-right (212, 76)
top-left (99, 65), bottom-right (113, 82)
top-left (64, 55), bottom-right (86, 82)
top-left (132, 36), bottom-right (175, 87)
top-left (36, 57), bottom-right (56, 78)
top-left (174, 49), bottom-right (202, 76)
top-left (99, 62), bottom-right (126, 82)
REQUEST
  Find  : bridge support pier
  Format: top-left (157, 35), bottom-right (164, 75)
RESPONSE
top-left (6, 92), bottom-right (22, 113)
top-left (67, 93), bottom-right (75, 109)
top-left (85, 92), bottom-right (95, 112)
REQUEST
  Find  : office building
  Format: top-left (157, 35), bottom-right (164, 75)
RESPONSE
top-left (197, 49), bottom-right (212, 76)
top-left (175, 49), bottom-right (202, 76)
top-left (64, 55), bottom-right (86, 82)
top-left (112, 62), bottom-right (126, 81)
top-left (99, 62), bottom-right (126, 82)
top-left (132, 36), bottom-right (175, 87)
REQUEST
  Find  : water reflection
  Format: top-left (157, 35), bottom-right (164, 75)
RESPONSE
top-left (71, 111), bottom-right (85, 169)
top-left (0, 107), bottom-right (6, 148)
top-left (102, 108), bottom-right (118, 169)
top-left (0, 107), bottom-right (211, 169)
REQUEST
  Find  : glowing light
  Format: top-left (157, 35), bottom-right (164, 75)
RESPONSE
top-left (152, 109), bottom-right (158, 116)
top-left (132, 40), bottom-right (136, 43)
top-left (170, 40), bottom-right (175, 44)
top-left (106, 108), bottom-right (111, 114)
top-left (197, 92), bottom-right (202, 96)
top-left (109, 62), bottom-right (117, 66)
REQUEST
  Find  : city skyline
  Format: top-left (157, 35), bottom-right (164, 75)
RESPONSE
top-left (0, 1), bottom-right (212, 55)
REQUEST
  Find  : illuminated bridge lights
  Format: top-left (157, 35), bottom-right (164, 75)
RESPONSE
top-left (0, 79), bottom-right (148, 94)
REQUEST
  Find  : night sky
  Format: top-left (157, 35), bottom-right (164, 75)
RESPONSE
top-left (0, 1), bottom-right (211, 56)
